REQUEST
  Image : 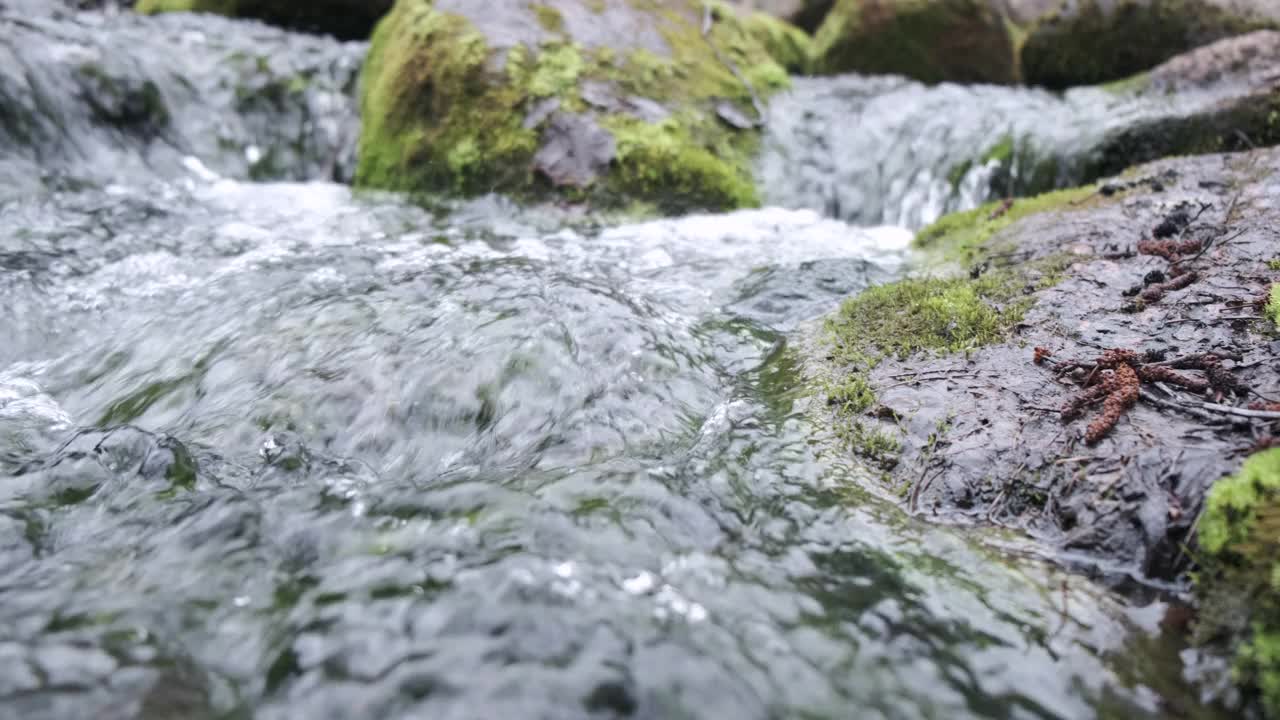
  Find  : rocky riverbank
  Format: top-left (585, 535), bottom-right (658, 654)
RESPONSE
top-left (810, 145), bottom-right (1280, 715)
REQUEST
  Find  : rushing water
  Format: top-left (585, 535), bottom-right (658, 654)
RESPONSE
top-left (759, 74), bottom-right (1258, 228)
top-left (0, 4), bottom-right (1232, 719)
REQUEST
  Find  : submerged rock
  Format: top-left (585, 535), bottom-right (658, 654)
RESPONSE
top-left (355, 0), bottom-right (800, 213)
top-left (135, 0), bottom-right (394, 40)
top-left (808, 145), bottom-right (1280, 593)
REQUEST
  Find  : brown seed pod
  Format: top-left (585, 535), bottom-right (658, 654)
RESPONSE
top-left (1085, 364), bottom-right (1139, 444)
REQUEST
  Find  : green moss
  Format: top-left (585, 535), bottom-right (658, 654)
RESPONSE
top-left (1197, 449), bottom-right (1280, 717)
top-left (355, 4), bottom-right (538, 195)
top-left (1098, 71), bottom-right (1152, 96)
top-left (818, 182), bottom-right (1102, 470)
top-left (945, 159), bottom-right (973, 191)
top-left (819, 266), bottom-right (1040, 467)
top-left (508, 42), bottom-right (585, 99)
top-left (1267, 283), bottom-right (1280, 329)
top-left (829, 272), bottom-right (1033, 359)
top-left (914, 185), bottom-right (1097, 265)
top-left (136, 0), bottom-right (237, 14)
top-left (602, 113), bottom-right (759, 213)
top-left (531, 3), bottom-right (565, 34)
top-left (813, 0), bottom-right (1018, 84)
top-left (1267, 259), bottom-right (1280, 271)
top-left (982, 135), bottom-right (1015, 165)
top-left (741, 11), bottom-right (815, 73)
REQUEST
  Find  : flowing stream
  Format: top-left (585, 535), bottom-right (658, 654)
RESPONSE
top-left (0, 4), bottom-right (1230, 719)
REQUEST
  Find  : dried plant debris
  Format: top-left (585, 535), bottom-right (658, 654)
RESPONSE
top-left (1043, 347), bottom-right (1248, 444)
top-left (1086, 364), bottom-right (1140, 444)
top-left (1137, 237), bottom-right (1204, 262)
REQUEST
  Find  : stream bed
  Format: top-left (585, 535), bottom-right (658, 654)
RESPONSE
top-left (0, 4), bottom-right (1233, 719)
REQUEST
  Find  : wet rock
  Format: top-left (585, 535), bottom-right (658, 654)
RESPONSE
top-left (0, 515), bottom-right (32, 572)
top-left (0, 4), bottom-right (363, 196)
top-left (1018, 0), bottom-right (1280, 89)
top-left (809, 146), bottom-right (1280, 583)
top-left (32, 644), bottom-right (118, 687)
top-left (0, 643), bottom-right (40, 696)
top-left (355, 0), bottom-right (796, 213)
top-left (134, 0), bottom-right (394, 40)
top-left (532, 112), bottom-right (616, 188)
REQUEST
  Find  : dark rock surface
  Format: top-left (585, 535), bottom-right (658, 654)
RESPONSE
top-left (135, 0), bottom-right (394, 41)
top-left (812, 0), bottom-right (1280, 87)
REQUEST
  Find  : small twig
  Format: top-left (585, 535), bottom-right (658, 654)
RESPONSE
top-left (1197, 402), bottom-right (1280, 420)
top-left (1139, 389), bottom-right (1223, 423)
top-left (1053, 455), bottom-right (1093, 465)
top-left (879, 372), bottom-right (989, 390)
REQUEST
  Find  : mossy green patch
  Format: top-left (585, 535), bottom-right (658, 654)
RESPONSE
top-left (602, 113), bottom-right (759, 213)
top-left (741, 11), bottom-right (815, 74)
top-left (1197, 449), bottom-right (1280, 718)
top-left (914, 185), bottom-right (1097, 265)
top-left (1266, 283), bottom-right (1280, 329)
top-left (355, 4), bottom-right (539, 196)
top-left (531, 3), bottom-right (565, 34)
top-left (817, 182), bottom-right (1099, 470)
top-left (819, 266), bottom-right (1042, 467)
top-left (136, 0), bottom-right (237, 14)
top-left (813, 0), bottom-right (1018, 84)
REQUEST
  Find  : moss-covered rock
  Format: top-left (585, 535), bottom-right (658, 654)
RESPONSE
top-left (135, 0), bottom-right (394, 40)
top-left (1019, 0), bottom-right (1280, 89)
top-left (356, 0), bottom-right (794, 213)
top-left (1196, 449), bottom-right (1280, 718)
top-left (812, 0), bottom-right (1019, 84)
top-left (740, 10), bottom-right (817, 73)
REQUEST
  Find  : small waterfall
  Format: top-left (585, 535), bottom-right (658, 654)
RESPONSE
top-left (757, 73), bottom-right (1254, 228)
top-left (0, 4), bottom-right (364, 199)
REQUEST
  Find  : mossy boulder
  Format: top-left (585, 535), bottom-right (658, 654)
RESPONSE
top-left (1196, 449), bottom-right (1280, 717)
top-left (135, 0), bottom-right (394, 40)
top-left (356, 0), bottom-right (799, 213)
top-left (812, 0), bottom-right (1020, 84)
top-left (1019, 0), bottom-right (1280, 89)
